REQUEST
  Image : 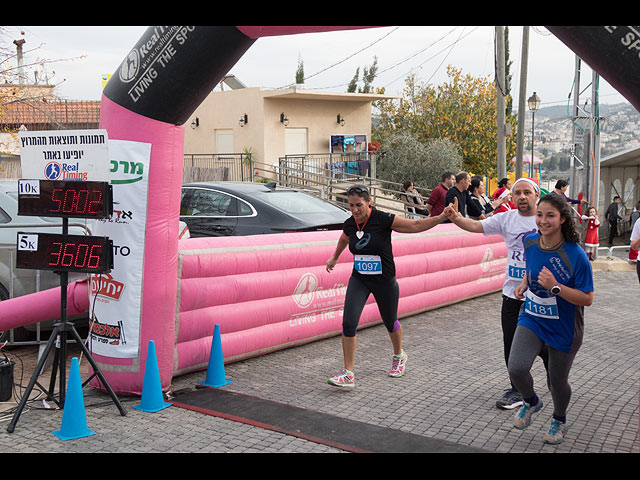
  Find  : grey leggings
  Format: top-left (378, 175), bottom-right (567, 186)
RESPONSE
top-left (508, 325), bottom-right (580, 418)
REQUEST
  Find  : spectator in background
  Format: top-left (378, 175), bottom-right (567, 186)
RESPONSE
top-left (426, 172), bottom-right (455, 217)
top-left (492, 178), bottom-right (516, 214)
top-left (444, 172), bottom-right (472, 221)
top-left (468, 176), bottom-right (507, 220)
top-left (630, 213), bottom-right (640, 283)
top-left (605, 196), bottom-right (622, 247)
top-left (401, 180), bottom-right (429, 217)
top-left (552, 180), bottom-right (588, 207)
top-left (628, 201), bottom-right (640, 262)
top-left (581, 206), bottom-right (600, 261)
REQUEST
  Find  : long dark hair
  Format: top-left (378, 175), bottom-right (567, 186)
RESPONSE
top-left (538, 193), bottom-right (580, 243)
top-left (468, 176), bottom-right (483, 194)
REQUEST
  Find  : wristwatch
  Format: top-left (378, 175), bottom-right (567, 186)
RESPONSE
top-left (550, 284), bottom-right (562, 295)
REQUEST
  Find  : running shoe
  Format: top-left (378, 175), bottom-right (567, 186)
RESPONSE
top-left (496, 388), bottom-right (523, 410)
top-left (513, 398), bottom-right (543, 430)
top-left (388, 350), bottom-right (407, 377)
top-left (327, 369), bottom-right (355, 389)
top-left (543, 419), bottom-right (568, 445)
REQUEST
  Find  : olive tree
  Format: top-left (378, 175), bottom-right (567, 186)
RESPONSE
top-left (376, 132), bottom-right (463, 192)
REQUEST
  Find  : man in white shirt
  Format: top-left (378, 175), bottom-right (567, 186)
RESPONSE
top-left (449, 177), bottom-right (549, 409)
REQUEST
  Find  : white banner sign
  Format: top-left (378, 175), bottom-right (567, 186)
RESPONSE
top-left (19, 129), bottom-right (110, 181)
top-left (88, 139), bottom-right (151, 358)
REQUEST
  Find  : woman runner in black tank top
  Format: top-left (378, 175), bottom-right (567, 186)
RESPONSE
top-left (325, 184), bottom-right (456, 389)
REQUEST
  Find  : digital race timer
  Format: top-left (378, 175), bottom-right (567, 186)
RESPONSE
top-left (16, 232), bottom-right (113, 274)
top-left (17, 179), bottom-right (113, 219)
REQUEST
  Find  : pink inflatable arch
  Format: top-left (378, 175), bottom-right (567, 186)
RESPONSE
top-left (4, 26), bottom-right (638, 397)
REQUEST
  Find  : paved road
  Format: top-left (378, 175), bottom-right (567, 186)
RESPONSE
top-left (1, 270), bottom-right (638, 453)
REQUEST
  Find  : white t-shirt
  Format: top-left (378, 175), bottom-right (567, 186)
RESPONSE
top-left (480, 209), bottom-right (538, 299)
top-left (631, 218), bottom-right (640, 243)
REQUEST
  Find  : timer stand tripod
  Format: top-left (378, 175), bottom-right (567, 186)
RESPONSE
top-left (7, 217), bottom-right (126, 433)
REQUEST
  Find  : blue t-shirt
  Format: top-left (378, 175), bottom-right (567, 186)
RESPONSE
top-left (518, 232), bottom-right (594, 353)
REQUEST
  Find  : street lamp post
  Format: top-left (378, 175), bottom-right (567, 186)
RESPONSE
top-left (527, 92), bottom-right (541, 179)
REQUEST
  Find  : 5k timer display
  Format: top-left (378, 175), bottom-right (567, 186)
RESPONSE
top-left (16, 232), bottom-right (113, 274)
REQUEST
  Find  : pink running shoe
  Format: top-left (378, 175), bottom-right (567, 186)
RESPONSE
top-left (327, 369), bottom-right (355, 389)
top-left (389, 350), bottom-right (407, 377)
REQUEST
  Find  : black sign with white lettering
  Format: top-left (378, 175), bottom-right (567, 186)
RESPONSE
top-left (546, 26), bottom-right (640, 112)
top-left (102, 26), bottom-right (255, 126)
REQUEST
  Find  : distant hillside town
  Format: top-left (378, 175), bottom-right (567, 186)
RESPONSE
top-left (529, 102), bottom-right (639, 175)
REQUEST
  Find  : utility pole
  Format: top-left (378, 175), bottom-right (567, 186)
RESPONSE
top-left (590, 70), bottom-right (601, 211)
top-left (569, 56), bottom-right (583, 200)
top-left (496, 26), bottom-right (507, 180)
top-left (569, 57), bottom-right (601, 209)
top-left (515, 27), bottom-right (530, 181)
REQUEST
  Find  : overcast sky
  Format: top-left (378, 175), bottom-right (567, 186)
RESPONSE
top-left (3, 25), bottom-right (630, 110)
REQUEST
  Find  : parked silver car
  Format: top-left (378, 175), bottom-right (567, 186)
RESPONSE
top-left (0, 180), bottom-right (89, 342)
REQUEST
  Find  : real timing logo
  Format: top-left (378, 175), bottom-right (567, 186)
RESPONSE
top-left (44, 161), bottom-right (88, 181)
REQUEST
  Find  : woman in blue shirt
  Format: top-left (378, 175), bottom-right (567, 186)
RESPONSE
top-left (509, 193), bottom-right (594, 445)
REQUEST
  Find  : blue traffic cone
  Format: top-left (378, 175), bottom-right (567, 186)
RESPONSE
top-left (52, 357), bottom-right (95, 441)
top-left (199, 324), bottom-right (231, 388)
top-left (133, 340), bottom-right (172, 412)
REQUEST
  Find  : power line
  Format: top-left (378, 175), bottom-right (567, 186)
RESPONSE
top-left (422, 27), bottom-right (469, 85)
top-left (277, 26), bottom-right (400, 89)
top-left (375, 27), bottom-right (459, 76)
top-left (307, 26), bottom-right (473, 92)
top-left (382, 26), bottom-right (480, 89)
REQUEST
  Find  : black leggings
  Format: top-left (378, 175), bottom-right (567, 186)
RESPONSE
top-left (342, 275), bottom-right (400, 337)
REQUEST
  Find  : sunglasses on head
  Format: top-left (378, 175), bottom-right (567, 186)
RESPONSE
top-left (347, 186), bottom-right (369, 195)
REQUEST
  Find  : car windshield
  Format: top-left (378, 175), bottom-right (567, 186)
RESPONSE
top-left (255, 191), bottom-right (343, 215)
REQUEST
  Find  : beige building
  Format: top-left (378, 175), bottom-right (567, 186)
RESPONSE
top-left (183, 85), bottom-right (399, 177)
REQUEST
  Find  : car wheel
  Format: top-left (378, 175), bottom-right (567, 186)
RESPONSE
top-left (0, 282), bottom-right (32, 343)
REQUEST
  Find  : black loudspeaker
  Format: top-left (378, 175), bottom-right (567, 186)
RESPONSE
top-left (0, 352), bottom-right (15, 402)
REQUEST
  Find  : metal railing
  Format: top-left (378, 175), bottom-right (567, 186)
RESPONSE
top-left (262, 152), bottom-right (432, 219)
top-left (183, 153), bottom-right (254, 183)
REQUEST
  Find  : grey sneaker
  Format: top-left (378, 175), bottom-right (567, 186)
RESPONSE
top-left (513, 398), bottom-right (543, 429)
top-left (543, 419), bottom-right (568, 444)
top-left (496, 388), bottom-right (523, 410)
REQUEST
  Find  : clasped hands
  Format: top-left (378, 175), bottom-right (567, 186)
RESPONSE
top-left (442, 197), bottom-right (461, 221)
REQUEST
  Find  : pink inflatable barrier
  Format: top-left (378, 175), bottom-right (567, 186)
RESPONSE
top-left (0, 280), bottom-right (89, 330)
top-left (173, 224), bottom-right (507, 376)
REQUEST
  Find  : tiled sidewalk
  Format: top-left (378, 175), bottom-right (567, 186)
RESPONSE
top-left (1, 270), bottom-right (638, 453)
